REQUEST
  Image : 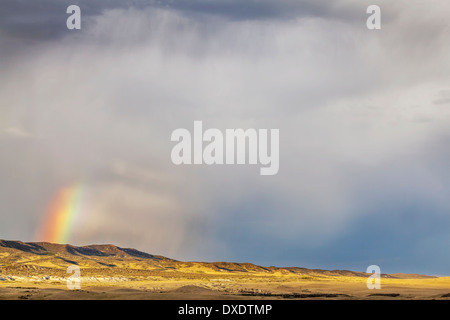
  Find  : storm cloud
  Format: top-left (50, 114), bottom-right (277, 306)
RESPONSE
top-left (1, 1), bottom-right (450, 274)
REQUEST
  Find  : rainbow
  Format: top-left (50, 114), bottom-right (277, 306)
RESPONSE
top-left (36, 183), bottom-right (86, 244)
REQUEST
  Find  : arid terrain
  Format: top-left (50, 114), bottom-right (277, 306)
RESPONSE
top-left (0, 240), bottom-right (449, 300)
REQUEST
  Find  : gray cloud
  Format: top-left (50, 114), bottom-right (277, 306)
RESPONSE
top-left (0, 0), bottom-right (384, 42)
top-left (1, 1), bottom-right (450, 273)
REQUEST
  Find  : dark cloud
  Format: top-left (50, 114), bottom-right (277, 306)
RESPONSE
top-left (166, 0), bottom-right (341, 20)
top-left (209, 170), bottom-right (450, 275)
top-left (0, 0), bottom-right (368, 42)
top-left (0, 0), bottom-right (148, 40)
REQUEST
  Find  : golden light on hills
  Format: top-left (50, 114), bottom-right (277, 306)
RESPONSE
top-left (1, 240), bottom-right (449, 300)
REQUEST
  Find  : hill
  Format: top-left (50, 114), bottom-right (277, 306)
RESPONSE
top-left (0, 240), bottom-right (433, 280)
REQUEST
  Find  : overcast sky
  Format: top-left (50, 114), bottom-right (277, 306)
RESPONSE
top-left (1, 0), bottom-right (450, 275)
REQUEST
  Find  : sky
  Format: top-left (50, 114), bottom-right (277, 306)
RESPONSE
top-left (1, 0), bottom-right (450, 275)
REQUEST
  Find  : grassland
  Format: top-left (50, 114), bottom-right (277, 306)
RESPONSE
top-left (1, 240), bottom-right (449, 300)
